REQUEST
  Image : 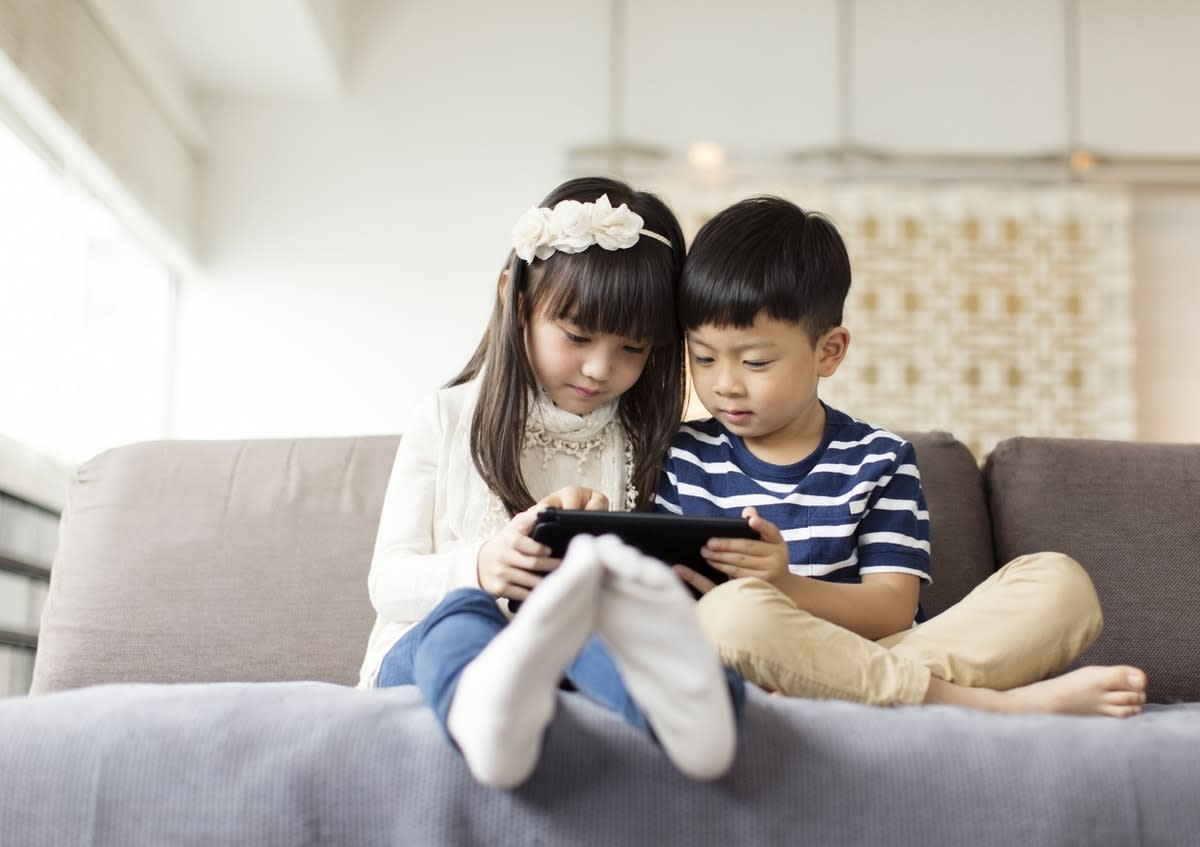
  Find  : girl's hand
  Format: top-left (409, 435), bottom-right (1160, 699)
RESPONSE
top-left (477, 506), bottom-right (561, 600)
top-left (700, 506), bottom-right (792, 586)
top-left (539, 486), bottom-right (609, 511)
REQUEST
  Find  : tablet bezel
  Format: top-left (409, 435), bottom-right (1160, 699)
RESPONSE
top-left (531, 508), bottom-right (759, 589)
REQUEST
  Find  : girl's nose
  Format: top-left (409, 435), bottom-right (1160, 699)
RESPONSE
top-left (581, 350), bottom-right (612, 382)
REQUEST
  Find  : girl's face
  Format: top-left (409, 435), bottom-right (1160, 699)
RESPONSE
top-left (525, 312), bottom-right (652, 415)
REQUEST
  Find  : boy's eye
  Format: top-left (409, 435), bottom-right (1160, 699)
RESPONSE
top-left (745, 360), bottom-right (771, 369)
top-left (692, 355), bottom-right (714, 366)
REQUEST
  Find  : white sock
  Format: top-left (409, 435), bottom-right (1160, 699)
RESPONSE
top-left (593, 534), bottom-right (737, 781)
top-left (446, 535), bottom-right (603, 789)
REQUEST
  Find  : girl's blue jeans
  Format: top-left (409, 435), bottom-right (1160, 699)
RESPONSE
top-left (376, 587), bottom-right (745, 739)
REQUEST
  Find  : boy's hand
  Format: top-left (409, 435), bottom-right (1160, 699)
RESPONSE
top-left (700, 506), bottom-right (791, 586)
top-left (673, 564), bottom-right (720, 595)
top-left (477, 505), bottom-right (560, 599)
top-left (539, 486), bottom-right (609, 512)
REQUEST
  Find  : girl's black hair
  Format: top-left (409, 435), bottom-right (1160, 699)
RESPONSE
top-left (449, 177), bottom-right (686, 516)
top-left (681, 196), bottom-right (851, 341)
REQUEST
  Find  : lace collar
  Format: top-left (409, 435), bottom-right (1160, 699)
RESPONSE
top-left (526, 387), bottom-right (619, 442)
top-left (478, 385), bottom-right (636, 538)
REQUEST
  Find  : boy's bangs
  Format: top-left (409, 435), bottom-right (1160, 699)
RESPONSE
top-left (535, 250), bottom-right (676, 345)
top-left (679, 271), bottom-right (772, 330)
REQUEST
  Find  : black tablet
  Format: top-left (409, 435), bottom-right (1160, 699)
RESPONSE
top-left (531, 508), bottom-right (759, 591)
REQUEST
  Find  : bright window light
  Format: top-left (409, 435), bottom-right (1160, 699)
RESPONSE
top-left (0, 114), bottom-right (173, 466)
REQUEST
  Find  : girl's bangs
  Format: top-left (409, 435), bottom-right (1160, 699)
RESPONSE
top-left (532, 249), bottom-right (677, 345)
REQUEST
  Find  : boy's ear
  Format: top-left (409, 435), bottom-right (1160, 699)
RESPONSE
top-left (816, 327), bottom-right (850, 377)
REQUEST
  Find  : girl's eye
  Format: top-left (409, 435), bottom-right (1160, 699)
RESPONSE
top-left (623, 345), bottom-right (647, 355)
top-left (564, 331), bottom-right (589, 345)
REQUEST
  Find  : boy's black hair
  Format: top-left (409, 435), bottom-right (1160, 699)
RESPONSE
top-left (680, 196), bottom-right (851, 341)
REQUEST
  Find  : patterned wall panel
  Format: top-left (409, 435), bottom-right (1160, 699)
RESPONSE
top-left (660, 181), bottom-right (1134, 459)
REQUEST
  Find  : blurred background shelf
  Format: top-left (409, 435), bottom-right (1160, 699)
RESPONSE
top-left (0, 490), bottom-right (58, 697)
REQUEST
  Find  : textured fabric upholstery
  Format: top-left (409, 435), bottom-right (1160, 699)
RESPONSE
top-left (985, 436), bottom-right (1200, 703)
top-left (33, 432), bottom-right (991, 693)
top-left (31, 436), bottom-right (400, 692)
top-left (3, 681), bottom-right (1199, 847)
top-left (902, 431), bottom-right (996, 618)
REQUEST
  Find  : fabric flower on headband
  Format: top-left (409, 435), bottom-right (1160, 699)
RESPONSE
top-left (512, 194), bottom-right (672, 262)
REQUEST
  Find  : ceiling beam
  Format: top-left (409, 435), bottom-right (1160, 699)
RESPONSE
top-left (82, 0), bottom-right (208, 156)
top-left (303, 0), bottom-right (350, 93)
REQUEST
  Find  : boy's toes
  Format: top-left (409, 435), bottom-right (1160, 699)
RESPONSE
top-left (1104, 703), bottom-right (1143, 719)
top-left (1115, 666), bottom-right (1147, 692)
top-left (1104, 690), bottom-right (1144, 707)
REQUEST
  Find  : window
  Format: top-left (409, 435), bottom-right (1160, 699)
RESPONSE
top-left (0, 112), bottom-right (175, 467)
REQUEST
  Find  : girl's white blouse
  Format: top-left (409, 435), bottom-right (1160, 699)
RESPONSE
top-left (357, 379), bottom-right (632, 687)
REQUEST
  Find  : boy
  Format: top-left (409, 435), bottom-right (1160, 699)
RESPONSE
top-left (661, 196), bottom-right (1146, 716)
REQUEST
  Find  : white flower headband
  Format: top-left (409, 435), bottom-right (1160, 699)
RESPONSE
top-left (511, 194), bottom-right (673, 262)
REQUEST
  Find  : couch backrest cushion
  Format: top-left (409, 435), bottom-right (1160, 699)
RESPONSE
top-left (31, 430), bottom-right (994, 693)
top-left (31, 436), bottom-right (400, 693)
top-left (985, 436), bottom-right (1200, 704)
top-left (901, 432), bottom-right (996, 618)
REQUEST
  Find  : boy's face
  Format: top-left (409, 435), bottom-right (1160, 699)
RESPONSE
top-left (687, 313), bottom-right (848, 459)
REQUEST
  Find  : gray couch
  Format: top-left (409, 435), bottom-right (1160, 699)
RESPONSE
top-left (3, 432), bottom-right (1199, 845)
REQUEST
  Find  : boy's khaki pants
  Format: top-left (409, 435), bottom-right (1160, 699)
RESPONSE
top-left (693, 553), bottom-right (1104, 704)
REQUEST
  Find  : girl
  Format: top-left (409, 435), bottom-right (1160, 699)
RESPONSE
top-left (357, 177), bottom-right (740, 789)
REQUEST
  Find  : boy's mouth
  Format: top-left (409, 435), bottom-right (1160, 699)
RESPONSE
top-left (719, 409), bottom-right (753, 424)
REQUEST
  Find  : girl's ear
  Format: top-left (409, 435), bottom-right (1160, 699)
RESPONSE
top-left (498, 268), bottom-right (524, 319)
top-left (500, 267), bottom-right (530, 333)
top-left (816, 326), bottom-right (850, 377)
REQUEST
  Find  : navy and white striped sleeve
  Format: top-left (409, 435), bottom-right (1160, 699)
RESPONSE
top-left (856, 439), bottom-right (932, 583)
top-left (654, 442), bottom-right (684, 514)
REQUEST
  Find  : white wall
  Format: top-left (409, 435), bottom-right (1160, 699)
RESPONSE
top-left (176, 1), bottom-right (609, 438)
top-left (173, 0), bottom-right (1200, 442)
top-left (1132, 189), bottom-right (1200, 443)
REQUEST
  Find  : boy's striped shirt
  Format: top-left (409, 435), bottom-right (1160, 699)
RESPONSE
top-left (656, 406), bottom-right (931, 592)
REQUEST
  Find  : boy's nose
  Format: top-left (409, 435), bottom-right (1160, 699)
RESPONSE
top-left (712, 365), bottom-right (743, 396)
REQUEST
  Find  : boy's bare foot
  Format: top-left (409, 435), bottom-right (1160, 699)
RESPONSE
top-left (925, 665), bottom-right (1148, 717)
